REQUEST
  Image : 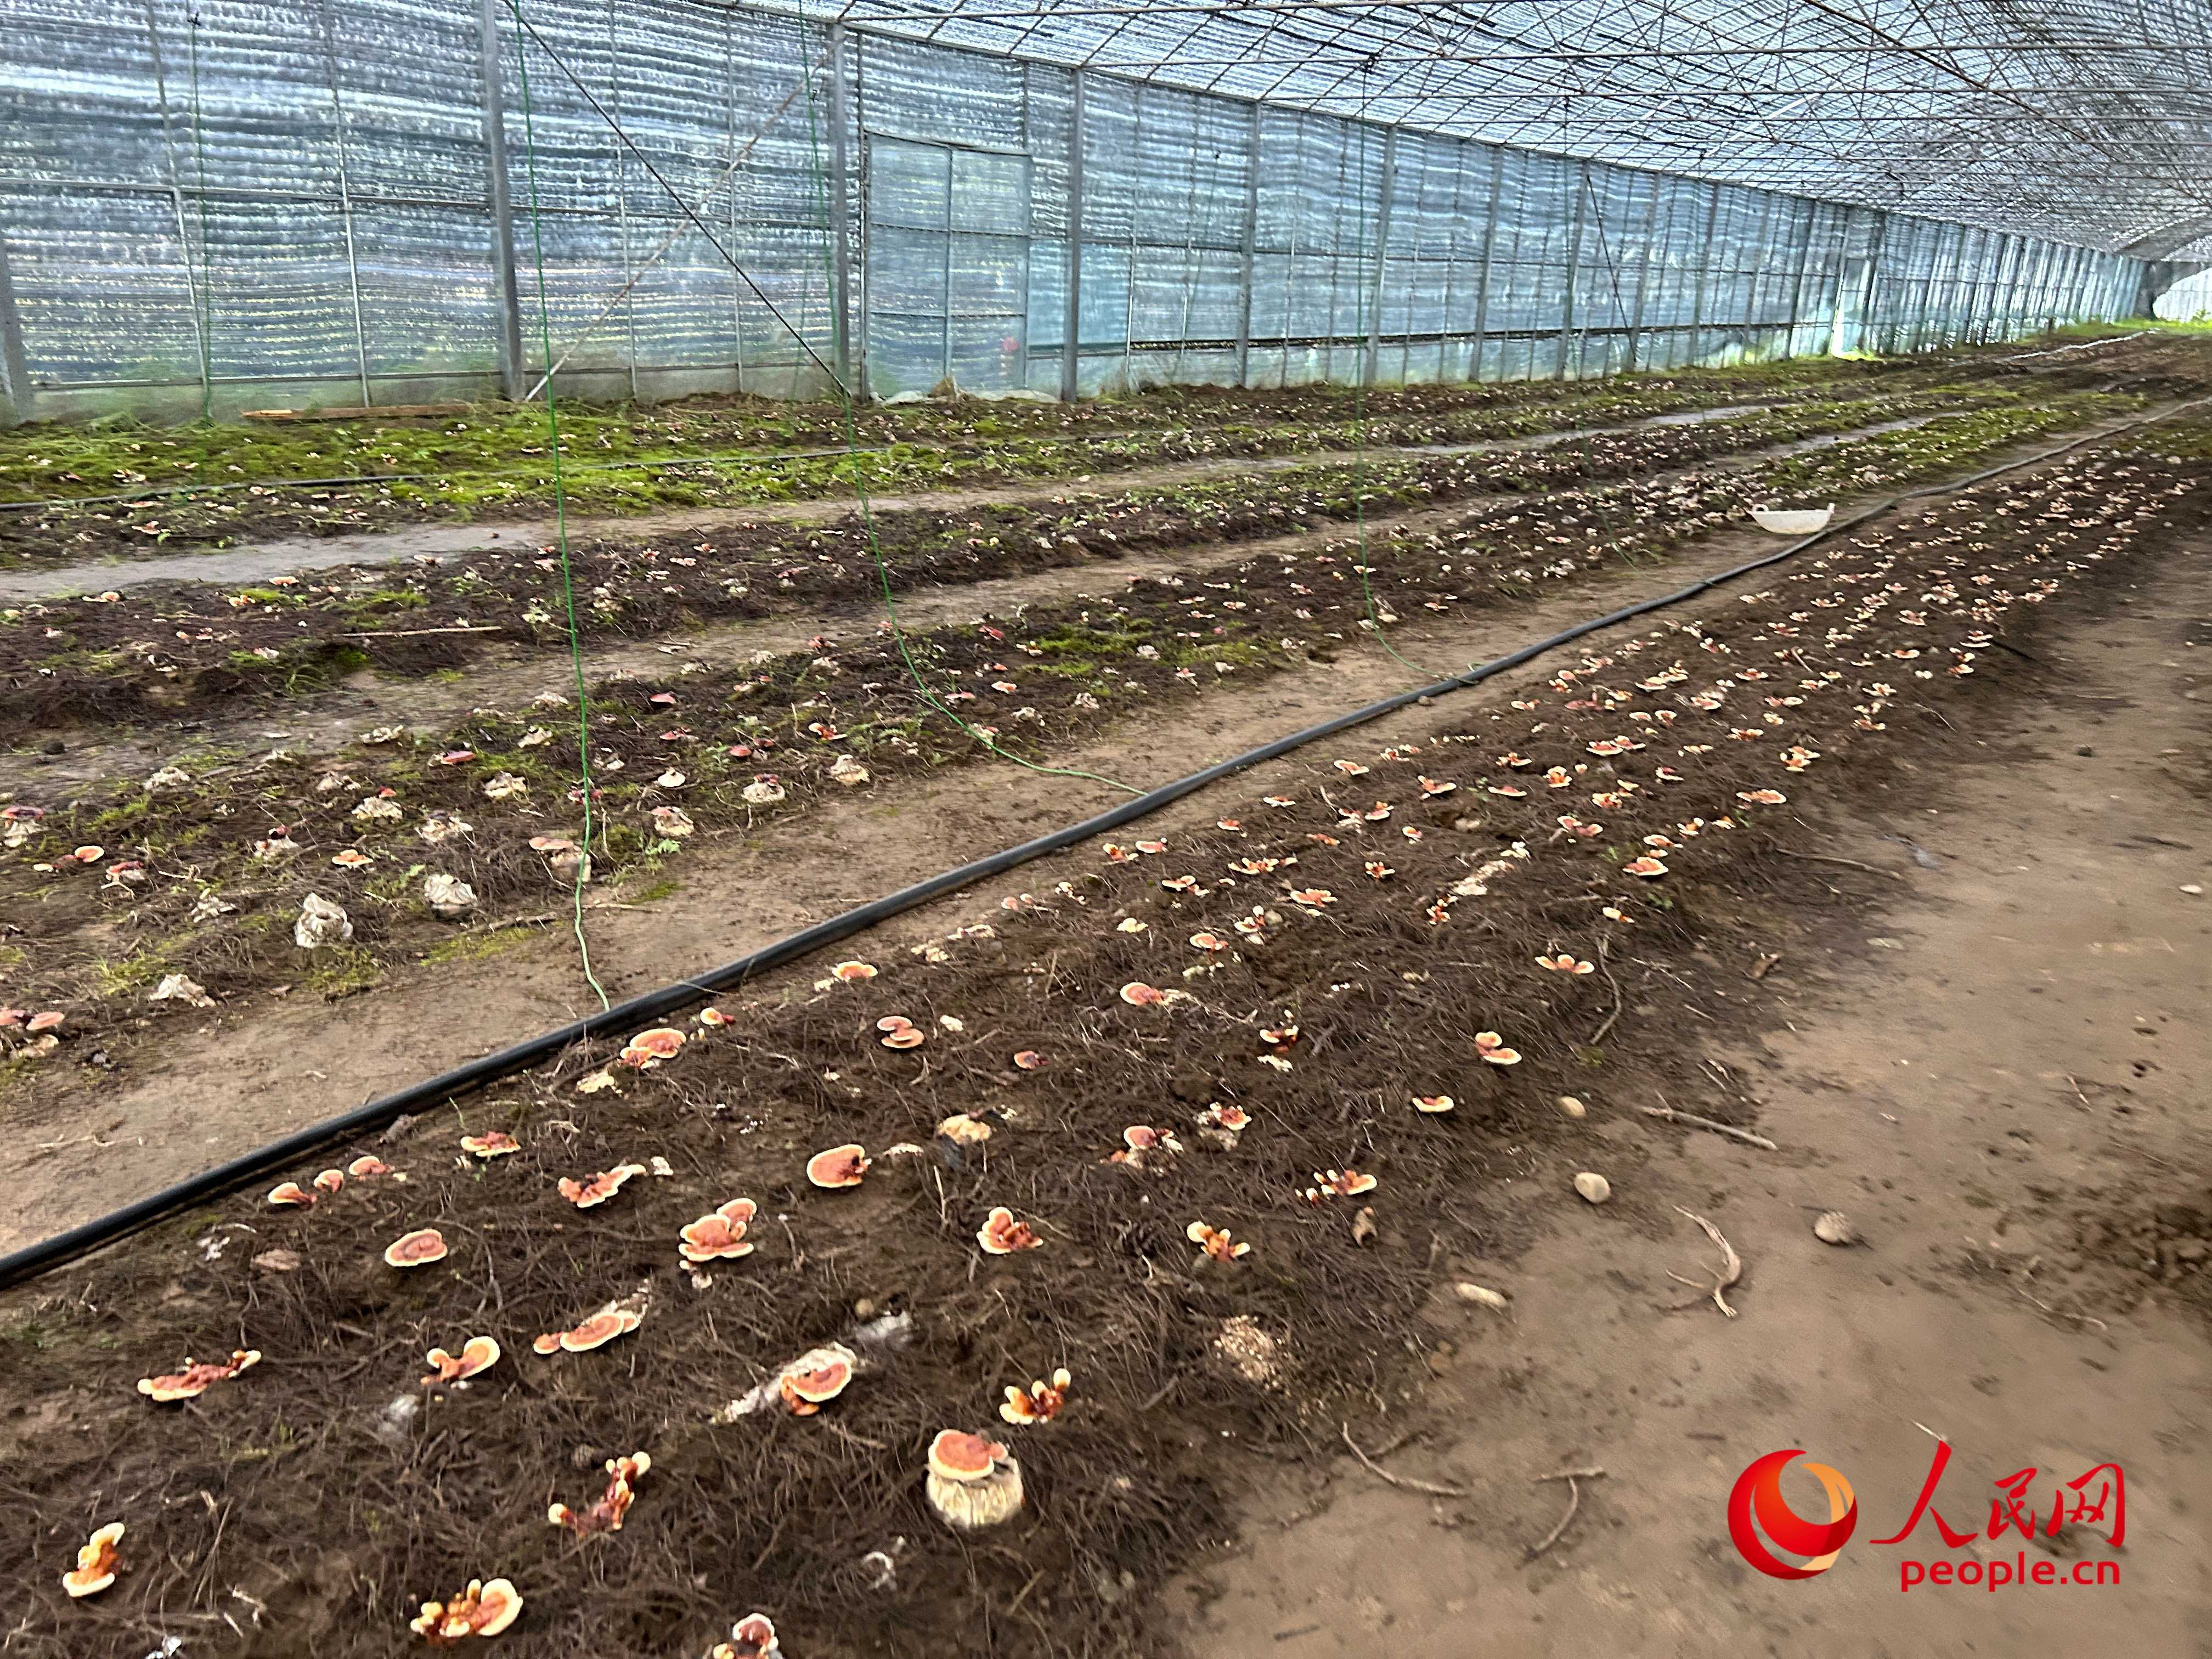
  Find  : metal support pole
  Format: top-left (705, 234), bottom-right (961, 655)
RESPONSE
top-left (1556, 162), bottom-right (1588, 381)
top-left (477, 0), bottom-right (526, 402)
top-left (1232, 98), bottom-right (1257, 391)
top-left (1434, 136), bottom-right (1467, 382)
top-left (1060, 70), bottom-right (1086, 401)
top-left (142, 2), bottom-right (213, 417)
top-left (1688, 184), bottom-right (1720, 365)
top-left (1738, 194), bottom-right (1774, 358)
top-left (1362, 124), bottom-right (1395, 390)
top-left (314, 0), bottom-right (372, 405)
top-left (1783, 200), bottom-right (1816, 359)
top-left (0, 234), bottom-right (33, 425)
top-left (1624, 178), bottom-right (1658, 373)
top-left (826, 21), bottom-right (854, 396)
top-left (1906, 224), bottom-right (1938, 352)
top-left (1468, 148), bottom-right (1502, 383)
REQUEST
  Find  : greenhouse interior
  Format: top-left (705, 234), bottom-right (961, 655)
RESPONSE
top-left (0, 2), bottom-right (2207, 1655)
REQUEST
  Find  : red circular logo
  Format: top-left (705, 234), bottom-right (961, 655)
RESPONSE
top-left (1728, 1449), bottom-right (1858, 1579)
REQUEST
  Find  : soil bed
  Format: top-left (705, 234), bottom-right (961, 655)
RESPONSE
top-left (0, 413), bottom-right (2202, 1657)
top-left (0, 387), bottom-right (2151, 1058)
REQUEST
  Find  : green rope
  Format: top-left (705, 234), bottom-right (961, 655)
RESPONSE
top-left (793, 33), bottom-right (1141, 798)
top-left (187, 13), bottom-right (213, 426)
top-left (1347, 91), bottom-right (1437, 683)
top-left (504, 0), bottom-right (609, 1011)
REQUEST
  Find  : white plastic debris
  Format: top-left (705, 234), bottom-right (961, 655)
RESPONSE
top-left (1750, 504), bottom-right (1835, 535)
top-left (421, 873), bottom-right (478, 919)
top-left (293, 893), bottom-right (354, 950)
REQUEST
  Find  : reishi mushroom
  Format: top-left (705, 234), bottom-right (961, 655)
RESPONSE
top-left (711, 1613), bottom-right (782, 1658)
top-left (777, 1345), bottom-right (856, 1416)
top-left (266, 1181), bottom-right (317, 1207)
top-left (924, 1429), bottom-right (1026, 1531)
top-left (137, 1348), bottom-right (261, 1403)
top-left (1187, 1221), bottom-right (1251, 1262)
top-left (548, 1452), bottom-right (651, 1536)
top-left (805, 1144), bottom-right (871, 1189)
top-left (998, 1368), bottom-right (1073, 1425)
top-left (976, 1206), bottom-right (1042, 1255)
top-left (383, 1228), bottom-right (450, 1269)
top-left (1474, 1031), bottom-right (1523, 1066)
top-left (679, 1210), bottom-right (755, 1264)
top-left (556, 1164), bottom-right (647, 1208)
top-left (421, 1336), bottom-right (502, 1388)
top-left (408, 1576), bottom-right (523, 1643)
top-left (459, 1130), bottom-right (520, 1159)
top-left (538, 1302), bottom-right (644, 1356)
top-left (61, 1522), bottom-right (125, 1598)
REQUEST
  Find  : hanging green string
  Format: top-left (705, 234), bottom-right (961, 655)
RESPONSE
top-left (186, 12), bottom-right (213, 426)
top-left (792, 30), bottom-right (1142, 798)
top-left (1347, 89), bottom-right (1438, 682)
top-left (504, 0), bottom-right (609, 1011)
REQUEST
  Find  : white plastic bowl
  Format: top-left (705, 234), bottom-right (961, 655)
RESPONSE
top-left (1750, 504), bottom-right (1836, 535)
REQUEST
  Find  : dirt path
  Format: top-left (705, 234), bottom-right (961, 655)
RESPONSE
top-left (1165, 548), bottom-right (2212, 1651)
top-left (0, 403), bottom-right (1785, 599)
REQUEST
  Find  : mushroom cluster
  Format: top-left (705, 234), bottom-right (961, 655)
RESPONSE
top-left (531, 1300), bottom-right (644, 1356)
top-left (409, 1577), bottom-right (522, 1644)
top-left (548, 1452), bottom-right (651, 1537)
top-left (999, 1368), bottom-right (1073, 1426)
top-left (137, 1348), bottom-right (261, 1403)
top-left (679, 1197), bottom-right (757, 1264)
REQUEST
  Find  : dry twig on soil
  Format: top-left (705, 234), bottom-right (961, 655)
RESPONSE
top-left (1526, 1467), bottom-right (1606, 1561)
top-left (1664, 1207), bottom-right (1745, 1318)
top-left (1339, 1423), bottom-right (1470, 1498)
top-left (1640, 1103), bottom-right (1778, 1151)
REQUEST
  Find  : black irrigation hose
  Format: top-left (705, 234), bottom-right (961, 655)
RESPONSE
top-left (1, 400), bottom-right (2197, 1295)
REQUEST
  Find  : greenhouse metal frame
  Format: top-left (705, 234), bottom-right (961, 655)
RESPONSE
top-left (0, 0), bottom-right (2190, 422)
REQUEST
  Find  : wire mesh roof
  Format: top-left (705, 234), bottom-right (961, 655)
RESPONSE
top-left (805, 0), bottom-right (2212, 259)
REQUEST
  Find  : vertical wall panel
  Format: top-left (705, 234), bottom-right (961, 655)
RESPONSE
top-left (0, 0), bottom-right (2148, 417)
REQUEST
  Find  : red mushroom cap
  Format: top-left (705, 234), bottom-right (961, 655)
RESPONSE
top-left (62, 1522), bottom-right (125, 1599)
top-left (558, 1307), bottom-right (639, 1353)
top-left (470, 1579), bottom-right (523, 1638)
top-left (716, 1196), bottom-right (759, 1227)
top-left (557, 1164), bottom-right (646, 1208)
top-left (1012, 1049), bottom-right (1047, 1070)
top-left (347, 1155), bottom-right (393, 1178)
top-left (137, 1348), bottom-right (261, 1403)
top-left (313, 1168), bottom-right (346, 1194)
top-left (927, 1428), bottom-right (1009, 1483)
top-left (628, 1026), bottom-right (686, 1060)
top-left (778, 1352), bottom-right (855, 1415)
top-left (382, 1228), bottom-right (449, 1269)
top-left (679, 1213), bottom-right (755, 1263)
top-left (976, 1206), bottom-right (1041, 1255)
top-left (805, 1144), bottom-right (871, 1189)
top-left (460, 1130), bottom-right (521, 1159)
top-left (721, 1613), bottom-right (780, 1658)
top-left (266, 1181), bottom-right (316, 1207)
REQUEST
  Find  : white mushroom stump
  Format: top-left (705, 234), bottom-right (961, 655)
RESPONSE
top-left (925, 1429), bottom-right (1026, 1530)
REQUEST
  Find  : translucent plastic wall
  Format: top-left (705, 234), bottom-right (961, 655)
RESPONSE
top-left (0, 0), bottom-right (2147, 422)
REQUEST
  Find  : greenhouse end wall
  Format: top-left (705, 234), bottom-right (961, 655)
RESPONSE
top-left (0, 0), bottom-right (2147, 424)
